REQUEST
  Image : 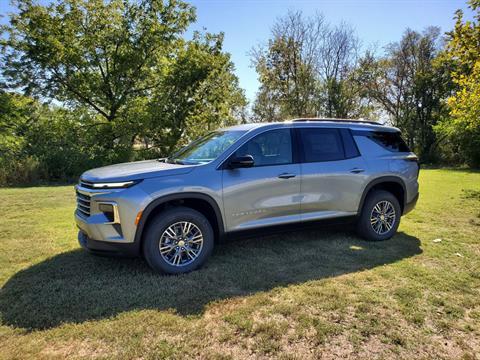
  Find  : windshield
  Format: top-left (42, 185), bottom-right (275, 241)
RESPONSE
top-left (167, 130), bottom-right (246, 165)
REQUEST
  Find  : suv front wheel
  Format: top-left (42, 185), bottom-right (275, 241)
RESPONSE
top-left (357, 190), bottom-right (401, 241)
top-left (143, 207), bottom-right (214, 274)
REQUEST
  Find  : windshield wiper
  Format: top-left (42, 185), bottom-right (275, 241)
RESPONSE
top-left (164, 158), bottom-right (186, 165)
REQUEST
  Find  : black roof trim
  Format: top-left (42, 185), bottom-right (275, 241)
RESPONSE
top-left (290, 118), bottom-right (382, 126)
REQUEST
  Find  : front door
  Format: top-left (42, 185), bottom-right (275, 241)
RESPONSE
top-left (222, 128), bottom-right (301, 231)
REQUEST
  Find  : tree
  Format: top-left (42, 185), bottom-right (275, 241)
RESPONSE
top-left (435, 0), bottom-right (480, 167)
top-left (0, 91), bottom-right (32, 172)
top-left (251, 11), bottom-right (319, 120)
top-left (142, 32), bottom-right (247, 154)
top-left (251, 11), bottom-right (369, 121)
top-left (315, 21), bottom-right (363, 118)
top-left (358, 27), bottom-right (450, 160)
top-left (1, 0), bottom-right (246, 157)
top-left (0, 90), bottom-right (106, 185)
top-left (0, 91), bottom-right (50, 185)
top-left (2, 0), bottom-right (195, 122)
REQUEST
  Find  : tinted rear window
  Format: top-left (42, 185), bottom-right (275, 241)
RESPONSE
top-left (367, 131), bottom-right (410, 152)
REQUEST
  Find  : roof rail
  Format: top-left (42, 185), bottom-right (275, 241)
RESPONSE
top-left (289, 117), bottom-right (382, 126)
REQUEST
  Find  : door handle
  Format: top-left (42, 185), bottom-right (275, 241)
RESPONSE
top-left (349, 168), bottom-right (365, 174)
top-left (278, 173), bottom-right (296, 179)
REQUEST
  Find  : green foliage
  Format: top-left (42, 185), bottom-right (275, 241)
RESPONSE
top-left (0, 91), bottom-right (130, 186)
top-left (0, 91), bottom-right (45, 185)
top-left (2, 0), bottom-right (195, 121)
top-left (144, 32), bottom-right (247, 154)
top-left (252, 27), bottom-right (318, 119)
top-left (434, 0), bottom-right (480, 167)
top-left (358, 27), bottom-right (451, 161)
top-left (0, 0), bottom-right (246, 185)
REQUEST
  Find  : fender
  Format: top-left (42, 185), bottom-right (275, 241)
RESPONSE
top-left (133, 192), bottom-right (225, 245)
top-left (357, 176), bottom-right (407, 214)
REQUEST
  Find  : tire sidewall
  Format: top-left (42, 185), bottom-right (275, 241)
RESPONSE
top-left (143, 207), bottom-right (214, 274)
top-left (358, 190), bottom-right (401, 241)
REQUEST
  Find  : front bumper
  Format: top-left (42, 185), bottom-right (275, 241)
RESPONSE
top-left (74, 180), bottom-right (152, 245)
top-left (78, 230), bottom-right (140, 257)
top-left (75, 209), bottom-right (127, 243)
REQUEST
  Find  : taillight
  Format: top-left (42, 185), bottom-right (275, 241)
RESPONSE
top-left (405, 154), bottom-right (420, 177)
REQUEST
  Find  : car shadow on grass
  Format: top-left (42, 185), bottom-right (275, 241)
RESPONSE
top-left (0, 227), bottom-right (421, 330)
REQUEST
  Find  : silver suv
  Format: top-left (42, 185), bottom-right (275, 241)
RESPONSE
top-left (75, 119), bottom-right (419, 274)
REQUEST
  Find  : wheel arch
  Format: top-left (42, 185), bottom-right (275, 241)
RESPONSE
top-left (357, 176), bottom-right (407, 214)
top-left (134, 193), bottom-right (225, 248)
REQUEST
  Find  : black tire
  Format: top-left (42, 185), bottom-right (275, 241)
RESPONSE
top-left (143, 207), bottom-right (214, 274)
top-left (356, 190), bottom-right (401, 241)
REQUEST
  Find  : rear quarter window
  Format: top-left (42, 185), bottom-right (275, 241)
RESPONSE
top-left (340, 129), bottom-right (361, 158)
top-left (367, 131), bottom-right (410, 152)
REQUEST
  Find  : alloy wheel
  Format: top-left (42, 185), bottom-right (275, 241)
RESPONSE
top-left (370, 200), bottom-right (396, 235)
top-left (159, 221), bottom-right (204, 266)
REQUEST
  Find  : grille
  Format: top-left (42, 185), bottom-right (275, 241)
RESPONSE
top-left (76, 190), bottom-right (91, 217)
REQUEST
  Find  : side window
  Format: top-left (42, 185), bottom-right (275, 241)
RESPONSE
top-left (235, 129), bottom-right (292, 167)
top-left (340, 129), bottom-right (361, 158)
top-left (299, 128), bottom-right (345, 162)
top-left (368, 131), bottom-right (410, 152)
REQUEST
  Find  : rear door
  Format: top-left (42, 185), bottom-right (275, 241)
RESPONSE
top-left (222, 128), bottom-right (302, 231)
top-left (296, 127), bottom-right (368, 220)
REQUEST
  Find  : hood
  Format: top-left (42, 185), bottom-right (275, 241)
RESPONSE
top-left (80, 159), bottom-right (196, 182)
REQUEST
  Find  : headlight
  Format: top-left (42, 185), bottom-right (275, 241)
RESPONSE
top-left (91, 180), bottom-right (141, 189)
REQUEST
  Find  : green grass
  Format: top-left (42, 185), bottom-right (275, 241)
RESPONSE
top-left (0, 169), bottom-right (479, 359)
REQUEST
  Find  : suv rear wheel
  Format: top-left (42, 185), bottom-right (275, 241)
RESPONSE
top-left (143, 207), bottom-right (214, 274)
top-left (357, 190), bottom-right (401, 241)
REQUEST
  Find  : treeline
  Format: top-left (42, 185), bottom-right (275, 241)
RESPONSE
top-left (251, 2), bottom-right (480, 166)
top-left (1, 0), bottom-right (479, 186)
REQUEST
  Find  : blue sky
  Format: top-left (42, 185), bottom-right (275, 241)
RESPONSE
top-left (187, 0), bottom-right (471, 102)
top-left (1, 0), bottom-right (473, 102)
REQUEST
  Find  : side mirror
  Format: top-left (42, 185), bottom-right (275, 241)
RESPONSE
top-left (228, 155), bottom-right (254, 169)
